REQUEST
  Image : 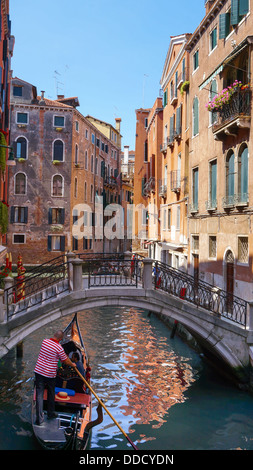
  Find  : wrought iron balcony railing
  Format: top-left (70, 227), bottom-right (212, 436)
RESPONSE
top-left (171, 170), bottom-right (181, 192)
top-left (212, 88), bottom-right (251, 135)
top-left (205, 199), bottom-right (217, 211)
top-left (222, 193), bottom-right (249, 208)
top-left (158, 180), bottom-right (167, 197)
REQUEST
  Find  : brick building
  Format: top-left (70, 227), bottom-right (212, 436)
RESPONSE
top-left (8, 78), bottom-right (121, 265)
top-left (0, 0), bottom-right (14, 261)
top-left (186, 0), bottom-right (252, 300)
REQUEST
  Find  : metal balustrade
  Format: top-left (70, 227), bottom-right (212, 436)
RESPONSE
top-left (3, 253), bottom-right (248, 328)
top-left (152, 261), bottom-right (247, 327)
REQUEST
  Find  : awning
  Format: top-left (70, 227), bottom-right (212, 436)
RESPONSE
top-left (199, 65), bottom-right (224, 90)
top-left (159, 242), bottom-right (184, 251)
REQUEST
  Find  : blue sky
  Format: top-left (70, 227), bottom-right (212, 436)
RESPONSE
top-left (10, 0), bottom-right (205, 150)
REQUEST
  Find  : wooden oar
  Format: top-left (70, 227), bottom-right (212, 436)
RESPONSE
top-left (75, 368), bottom-right (138, 450)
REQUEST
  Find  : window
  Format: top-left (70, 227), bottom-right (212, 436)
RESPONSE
top-left (192, 167), bottom-right (199, 210)
top-left (193, 50), bottom-right (199, 71)
top-left (15, 173), bottom-right (26, 195)
top-left (10, 206), bottom-right (28, 224)
top-left (53, 140), bottom-right (64, 161)
top-left (54, 116), bottom-right (64, 127)
top-left (85, 151), bottom-right (88, 169)
top-left (209, 159), bottom-right (217, 208)
top-left (48, 235), bottom-right (65, 252)
top-left (210, 80), bottom-right (218, 124)
top-left (75, 121), bottom-right (79, 132)
top-left (13, 234), bottom-right (25, 244)
top-left (16, 137), bottom-right (27, 159)
top-left (163, 89), bottom-right (168, 108)
top-left (176, 206), bottom-right (180, 230)
top-left (13, 86), bottom-right (22, 97)
top-left (92, 133), bottom-right (95, 144)
top-left (226, 151), bottom-right (235, 203)
top-left (91, 154), bottom-right (94, 172)
top-left (192, 235), bottom-right (199, 251)
top-left (84, 182), bottom-right (87, 201)
top-left (168, 208), bottom-right (171, 230)
top-left (209, 236), bottom-right (217, 258)
top-left (85, 129), bottom-right (88, 139)
top-left (238, 236), bottom-right (248, 263)
top-left (210, 27), bottom-right (217, 51)
top-left (75, 144), bottom-right (79, 164)
top-left (74, 177), bottom-right (78, 198)
top-left (219, 10), bottom-right (231, 39)
top-left (17, 112), bottom-right (28, 124)
top-left (48, 208), bottom-right (65, 225)
top-left (193, 97), bottom-right (199, 136)
top-left (238, 145), bottom-right (248, 203)
top-left (231, 0), bottom-right (249, 25)
top-left (175, 105), bottom-right (182, 136)
top-left (52, 175), bottom-right (63, 197)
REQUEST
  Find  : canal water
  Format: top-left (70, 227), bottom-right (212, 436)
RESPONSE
top-left (1, 306), bottom-right (253, 451)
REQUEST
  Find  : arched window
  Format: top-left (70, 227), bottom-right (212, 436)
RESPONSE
top-left (225, 150), bottom-right (235, 204)
top-left (53, 140), bottom-right (64, 161)
top-left (84, 181), bottom-right (87, 201)
top-left (193, 97), bottom-right (199, 136)
top-left (52, 174), bottom-right (63, 197)
top-left (238, 144), bottom-right (248, 204)
top-left (15, 172), bottom-right (26, 195)
top-left (16, 137), bottom-right (27, 159)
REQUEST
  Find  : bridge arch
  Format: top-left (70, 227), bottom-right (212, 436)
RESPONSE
top-left (0, 287), bottom-right (247, 384)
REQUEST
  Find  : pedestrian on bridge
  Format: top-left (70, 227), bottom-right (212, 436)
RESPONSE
top-left (34, 330), bottom-right (76, 426)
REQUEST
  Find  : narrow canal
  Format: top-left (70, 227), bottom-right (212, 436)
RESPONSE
top-left (1, 306), bottom-right (253, 451)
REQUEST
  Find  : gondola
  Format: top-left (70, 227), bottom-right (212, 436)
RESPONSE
top-left (32, 313), bottom-right (103, 450)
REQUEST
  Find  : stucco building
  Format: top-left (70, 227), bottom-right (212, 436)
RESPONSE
top-left (186, 0), bottom-right (252, 300)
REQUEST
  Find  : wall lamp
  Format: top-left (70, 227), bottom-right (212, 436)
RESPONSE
top-left (0, 144), bottom-right (16, 166)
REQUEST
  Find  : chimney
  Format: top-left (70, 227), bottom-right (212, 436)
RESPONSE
top-left (57, 94), bottom-right (65, 100)
top-left (124, 145), bottom-right (129, 165)
top-left (40, 90), bottom-right (45, 104)
top-left (115, 118), bottom-right (121, 133)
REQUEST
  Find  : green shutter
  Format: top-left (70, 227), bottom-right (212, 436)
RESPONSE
top-left (228, 153), bottom-right (235, 197)
top-left (239, 0), bottom-right (249, 15)
top-left (219, 13), bottom-right (230, 39)
top-left (48, 236), bottom-right (52, 252)
top-left (182, 58), bottom-right (185, 82)
top-left (231, 0), bottom-right (239, 25)
top-left (48, 208), bottom-right (52, 224)
top-left (60, 236), bottom-right (65, 252)
top-left (163, 89), bottom-right (167, 107)
top-left (193, 98), bottom-right (199, 136)
top-left (241, 147), bottom-right (248, 195)
top-left (169, 115), bottom-right (174, 141)
top-left (176, 105), bottom-right (181, 135)
top-left (175, 71), bottom-right (178, 97)
top-left (211, 161), bottom-right (217, 205)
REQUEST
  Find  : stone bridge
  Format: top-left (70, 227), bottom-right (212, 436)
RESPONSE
top-left (1, 252), bottom-right (253, 389)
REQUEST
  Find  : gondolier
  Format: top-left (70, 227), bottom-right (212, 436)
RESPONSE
top-left (34, 330), bottom-right (76, 425)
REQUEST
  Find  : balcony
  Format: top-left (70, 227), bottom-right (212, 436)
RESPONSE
top-left (104, 176), bottom-right (118, 188)
top-left (222, 193), bottom-right (249, 209)
top-left (143, 177), bottom-right (155, 196)
top-left (205, 199), bottom-right (217, 211)
top-left (212, 89), bottom-right (251, 140)
top-left (171, 170), bottom-right (181, 192)
top-left (159, 180), bottom-right (167, 198)
top-left (189, 202), bottom-right (198, 214)
top-left (160, 139), bottom-right (168, 153)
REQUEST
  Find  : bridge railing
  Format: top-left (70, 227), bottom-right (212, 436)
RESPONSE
top-left (5, 260), bottom-right (69, 320)
top-left (86, 258), bottom-right (142, 288)
top-left (152, 261), bottom-right (247, 327)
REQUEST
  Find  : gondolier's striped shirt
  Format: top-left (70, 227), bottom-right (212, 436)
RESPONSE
top-left (34, 338), bottom-right (68, 378)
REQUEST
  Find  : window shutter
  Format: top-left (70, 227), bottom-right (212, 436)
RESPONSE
top-left (231, 0), bottom-right (239, 25)
top-left (24, 207), bottom-right (28, 224)
top-left (241, 147), bottom-right (248, 195)
top-left (175, 71), bottom-right (178, 97)
top-left (48, 208), bottom-right (52, 224)
top-left (219, 13), bottom-right (230, 39)
top-left (48, 235), bottom-right (52, 252)
top-left (182, 58), bottom-right (185, 82)
top-left (60, 208), bottom-right (65, 224)
top-left (193, 98), bottom-right (199, 136)
top-left (60, 236), bottom-right (65, 252)
top-left (169, 115), bottom-right (175, 141)
top-left (10, 206), bottom-right (15, 223)
top-left (239, 0), bottom-right (249, 15)
top-left (176, 105), bottom-right (181, 135)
